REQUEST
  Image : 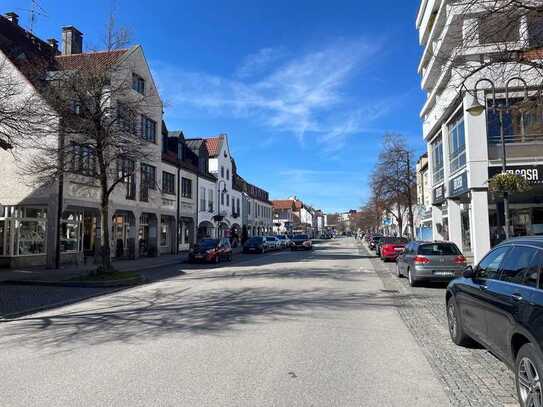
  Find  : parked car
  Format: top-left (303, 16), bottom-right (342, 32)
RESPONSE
top-left (243, 236), bottom-right (267, 254)
top-left (189, 238), bottom-right (232, 263)
top-left (275, 235), bottom-right (290, 249)
top-left (378, 237), bottom-right (409, 261)
top-left (369, 235), bottom-right (384, 251)
top-left (265, 236), bottom-right (281, 251)
top-left (396, 241), bottom-right (465, 286)
top-left (446, 237), bottom-right (543, 407)
top-left (291, 234), bottom-right (313, 251)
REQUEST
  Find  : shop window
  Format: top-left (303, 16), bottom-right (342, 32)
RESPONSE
top-left (487, 98), bottom-right (543, 144)
top-left (60, 212), bottom-right (81, 252)
top-left (17, 220), bottom-right (46, 255)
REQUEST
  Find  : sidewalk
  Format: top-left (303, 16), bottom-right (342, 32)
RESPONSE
top-left (0, 253), bottom-right (188, 284)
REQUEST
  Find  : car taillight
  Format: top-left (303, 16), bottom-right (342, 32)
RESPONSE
top-left (454, 255), bottom-right (466, 264)
top-left (414, 255), bottom-right (430, 264)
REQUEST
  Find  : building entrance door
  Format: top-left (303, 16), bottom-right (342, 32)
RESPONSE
top-left (113, 214), bottom-right (128, 257)
top-left (0, 220), bottom-right (4, 256)
top-left (83, 214), bottom-right (96, 255)
top-left (461, 208), bottom-right (472, 253)
top-left (139, 214), bottom-right (150, 256)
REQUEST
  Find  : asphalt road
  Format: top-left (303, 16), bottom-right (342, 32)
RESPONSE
top-left (0, 238), bottom-right (449, 407)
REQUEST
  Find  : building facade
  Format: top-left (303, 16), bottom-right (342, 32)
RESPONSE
top-left (417, 0), bottom-right (543, 262)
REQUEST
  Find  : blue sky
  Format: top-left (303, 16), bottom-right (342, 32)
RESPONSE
top-left (6, 0), bottom-right (426, 213)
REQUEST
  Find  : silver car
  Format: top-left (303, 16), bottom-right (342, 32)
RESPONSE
top-left (265, 236), bottom-right (281, 251)
top-left (396, 241), bottom-right (466, 287)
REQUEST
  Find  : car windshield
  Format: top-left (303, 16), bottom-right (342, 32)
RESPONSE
top-left (382, 237), bottom-right (408, 244)
top-left (198, 239), bottom-right (219, 249)
top-left (294, 235), bottom-right (309, 240)
top-left (418, 243), bottom-right (460, 256)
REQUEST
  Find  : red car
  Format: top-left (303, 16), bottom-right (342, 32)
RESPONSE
top-left (379, 237), bottom-right (409, 262)
top-left (189, 238), bottom-right (232, 263)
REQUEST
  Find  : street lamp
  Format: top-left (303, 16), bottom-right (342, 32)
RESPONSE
top-left (468, 77), bottom-right (530, 240)
top-left (216, 179), bottom-right (227, 238)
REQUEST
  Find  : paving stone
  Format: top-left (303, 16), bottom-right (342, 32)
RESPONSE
top-left (359, 243), bottom-right (518, 407)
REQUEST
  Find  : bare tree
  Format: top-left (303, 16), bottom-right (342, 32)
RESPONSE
top-left (370, 134), bottom-right (417, 238)
top-left (19, 18), bottom-right (159, 273)
top-left (0, 57), bottom-right (53, 150)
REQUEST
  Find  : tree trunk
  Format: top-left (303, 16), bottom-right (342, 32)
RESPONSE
top-left (396, 206), bottom-right (403, 237)
top-left (98, 176), bottom-right (112, 273)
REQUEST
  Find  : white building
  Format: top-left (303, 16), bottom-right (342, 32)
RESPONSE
top-left (417, 0), bottom-right (543, 262)
top-left (0, 16), bottom-right (190, 268)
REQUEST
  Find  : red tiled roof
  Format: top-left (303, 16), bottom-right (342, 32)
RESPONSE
top-left (272, 200), bottom-right (295, 210)
top-left (203, 136), bottom-right (224, 157)
top-left (55, 49), bottom-right (128, 71)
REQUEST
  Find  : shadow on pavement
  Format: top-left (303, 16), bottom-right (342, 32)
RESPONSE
top-left (0, 285), bottom-right (431, 349)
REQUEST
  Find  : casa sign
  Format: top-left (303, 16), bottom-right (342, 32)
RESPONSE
top-left (488, 165), bottom-right (543, 185)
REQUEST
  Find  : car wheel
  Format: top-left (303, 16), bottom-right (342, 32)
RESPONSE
top-left (396, 263), bottom-right (403, 278)
top-left (516, 343), bottom-right (543, 407)
top-left (447, 297), bottom-right (471, 346)
top-left (408, 268), bottom-right (417, 287)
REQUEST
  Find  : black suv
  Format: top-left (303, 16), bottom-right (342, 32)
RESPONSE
top-left (446, 237), bottom-right (543, 407)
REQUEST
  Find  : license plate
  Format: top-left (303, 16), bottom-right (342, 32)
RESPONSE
top-left (249, 248), bottom-right (256, 251)
top-left (434, 271), bottom-right (453, 276)
top-left (394, 248), bottom-right (403, 251)
top-left (195, 255), bottom-right (204, 259)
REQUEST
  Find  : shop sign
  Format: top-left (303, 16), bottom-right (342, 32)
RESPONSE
top-left (432, 184), bottom-right (445, 205)
top-left (488, 165), bottom-right (543, 185)
top-left (448, 172), bottom-right (469, 198)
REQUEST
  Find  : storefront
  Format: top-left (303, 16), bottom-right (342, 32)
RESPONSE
top-left (488, 164), bottom-right (543, 245)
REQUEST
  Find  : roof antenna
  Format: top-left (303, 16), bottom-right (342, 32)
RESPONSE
top-left (29, 0), bottom-right (48, 34)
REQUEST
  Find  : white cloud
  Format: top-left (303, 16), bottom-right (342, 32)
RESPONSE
top-left (235, 47), bottom-right (287, 79)
top-left (153, 39), bottom-right (390, 151)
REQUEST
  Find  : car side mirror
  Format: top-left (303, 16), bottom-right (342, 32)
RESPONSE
top-left (463, 265), bottom-right (475, 278)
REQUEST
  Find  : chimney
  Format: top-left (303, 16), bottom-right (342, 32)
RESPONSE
top-left (61, 26), bottom-right (83, 55)
top-left (47, 38), bottom-right (59, 52)
top-left (5, 12), bottom-right (19, 25)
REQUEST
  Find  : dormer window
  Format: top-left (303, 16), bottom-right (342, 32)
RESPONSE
top-left (132, 73), bottom-right (145, 94)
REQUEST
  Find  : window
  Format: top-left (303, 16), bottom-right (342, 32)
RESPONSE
top-left (237, 198), bottom-right (240, 214)
top-left (141, 163), bottom-right (156, 201)
top-left (418, 243), bottom-right (460, 256)
top-left (118, 102), bottom-right (137, 133)
top-left (449, 113), bottom-right (466, 174)
top-left (479, 14), bottom-right (520, 45)
top-left (132, 73), bottom-right (145, 94)
top-left (200, 187), bottom-right (206, 211)
top-left (162, 172), bottom-right (175, 195)
top-left (431, 136), bottom-right (444, 185)
top-left (221, 192), bottom-right (225, 206)
top-left (70, 144), bottom-right (96, 176)
top-left (181, 177), bottom-right (192, 198)
top-left (226, 194), bottom-right (230, 207)
top-left (117, 159), bottom-right (135, 199)
top-left (500, 246), bottom-right (539, 285)
top-left (226, 169), bottom-right (230, 180)
top-left (208, 189), bottom-right (214, 212)
top-left (141, 116), bottom-right (157, 143)
top-left (221, 166), bottom-right (224, 178)
top-left (528, 12), bottom-right (543, 47)
top-left (477, 246), bottom-right (510, 280)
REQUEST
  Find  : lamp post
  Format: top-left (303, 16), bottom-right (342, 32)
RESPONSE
top-left (467, 77), bottom-right (529, 240)
top-left (216, 179), bottom-right (227, 238)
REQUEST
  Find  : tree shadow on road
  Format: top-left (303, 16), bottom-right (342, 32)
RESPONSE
top-left (0, 285), bottom-right (430, 350)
